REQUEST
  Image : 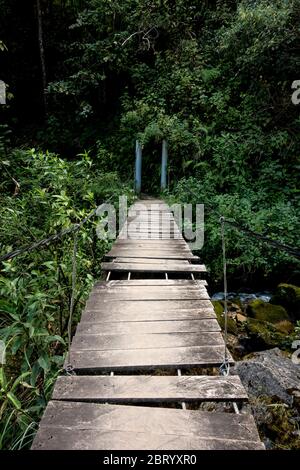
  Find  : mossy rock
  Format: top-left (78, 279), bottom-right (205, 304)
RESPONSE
top-left (273, 320), bottom-right (294, 335)
top-left (246, 318), bottom-right (288, 349)
top-left (246, 299), bottom-right (289, 324)
top-left (270, 283), bottom-right (300, 319)
top-left (212, 300), bottom-right (223, 316)
top-left (230, 297), bottom-right (243, 308)
top-left (212, 301), bottom-right (238, 335)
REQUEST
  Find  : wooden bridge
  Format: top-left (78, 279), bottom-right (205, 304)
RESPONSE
top-left (32, 199), bottom-right (264, 450)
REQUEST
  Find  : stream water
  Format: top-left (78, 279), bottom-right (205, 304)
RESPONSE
top-left (211, 291), bottom-right (272, 303)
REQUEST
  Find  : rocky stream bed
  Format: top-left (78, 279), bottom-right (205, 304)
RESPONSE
top-left (211, 283), bottom-right (300, 449)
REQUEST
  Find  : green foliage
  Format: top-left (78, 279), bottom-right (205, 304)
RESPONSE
top-left (270, 284), bottom-right (300, 319)
top-left (0, 148), bottom-right (134, 448)
top-left (246, 300), bottom-right (289, 324)
top-left (246, 318), bottom-right (291, 350)
top-left (168, 176), bottom-right (299, 284)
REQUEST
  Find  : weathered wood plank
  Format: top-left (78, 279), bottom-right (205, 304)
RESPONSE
top-left (32, 403), bottom-right (263, 450)
top-left (106, 251), bottom-right (196, 260)
top-left (94, 280), bottom-right (208, 287)
top-left (88, 289), bottom-right (210, 301)
top-left (75, 319), bottom-right (220, 335)
top-left (125, 221), bottom-right (178, 224)
top-left (112, 248), bottom-right (190, 252)
top-left (108, 245), bottom-right (192, 249)
top-left (32, 427), bottom-right (264, 450)
top-left (125, 219), bottom-right (176, 223)
top-left (84, 298), bottom-right (214, 311)
top-left (107, 246), bottom-right (195, 251)
top-left (113, 257), bottom-right (190, 264)
top-left (92, 283), bottom-right (207, 291)
top-left (71, 332), bottom-right (225, 351)
top-left (93, 281), bottom-right (206, 290)
top-left (101, 261), bottom-right (207, 273)
top-left (114, 240), bottom-right (188, 245)
top-left (80, 306), bottom-right (217, 323)
top-left (67, 345), bottom-right (234, 371)
top-left (125, 221), bottom-right (177, 226)
top-left (110, 250), bottom-right (190, 255)
top-left (121, 231), bottom-right (182, 236)
top-left (52, 375), bottom-right (248, 403)
top-left (124, 228), bottom-right (178, 232)
top-left (120, 235), bottom-right (184, 239)
top-left (82, 298), bottom-right (215, 315)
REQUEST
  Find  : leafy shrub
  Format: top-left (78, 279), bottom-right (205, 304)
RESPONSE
top-left (0, 148), bottom-right (134, 448)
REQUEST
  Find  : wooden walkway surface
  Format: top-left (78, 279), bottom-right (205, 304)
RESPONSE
top-left (32, 199), bottom-right (264, 450)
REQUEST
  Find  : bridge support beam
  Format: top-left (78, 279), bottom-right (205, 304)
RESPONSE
top-left (161, 139), bottom-right (168, 191)
top-left (135, 140), bottom-right (142, 193)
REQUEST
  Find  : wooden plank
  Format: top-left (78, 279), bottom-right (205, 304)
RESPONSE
top-left (101, 262), bottom-right (207, 273)
top-left (131, 202), bottom-right (169, 206)
top-left (80, 307), bottom-right (216, 323)
top-left (75, 319), bottom-right (221, 335)
top-left (107, 245), bottom-right (194, 250)
top-left (124, 226), bottom-right (180, 231)
top-left (112, 245), bottom-right (188, 250)
top-left (81, 299), bottom-right (215, 320)
top-left (71, 332), bottom-right (225, 351)
top-left (121, 231), bottom-right (182, 236)
top-left (122, 219), bottom-right (178, 223)
top-left (127, 216), bottom-right (175, 219)
top-left (66, 345), bottom-right (234, 371)
top-left (32, 403), bottom-right (263, 450)
top-left (94, 280), bottom-right (208, 286)
top-left (106, 251), bottom-right (196, 260)
top-left (109, 247), bottom-right (193, 252)
top-left (91, 285), bottom-right (208, 293)
top-left (32, 427), bottom-right (264, 450)
top-left (52, 375), bottom-right (248, 403)
top-left (124, 227), bottom-right (180, 231)
top-left (125, 226), bottom-right (177, 230)
top-left (118, 236), bottom-right (184, 240)
top-left (114, 240), bottom-right (188, 245)
top-left (125, 221), bottom-right (177, 225)
top-left (109, 244), bottom-right (191, 249)
top-left (84, 299), bottom-right (214, 311)
top-left (113, 257), bottom-right (190, 264)
top-left (93, 281), bottom-right (205, 288)
top-left (88, 290), bottom-right (210, 301)
top-left (90, 285), bottom-right (208, 294)
top-left (120, 235), bottom-right (184, 239)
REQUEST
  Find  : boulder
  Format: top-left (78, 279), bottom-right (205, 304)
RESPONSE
top-left (231, 348), bottom-right (300, 405)
top-left (273, 320), bottom-right (294, 335)
top-left (246, 299), bottom-right (289, 323)
top-left (236, 313), bottom-right (247, 323)
top-left (246, 317), bottom-right (289, 349)
top-left (270, 283), bottom-right (300, 319)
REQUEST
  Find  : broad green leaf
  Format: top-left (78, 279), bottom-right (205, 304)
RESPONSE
top-left (38, 354), bottom-right (50, 372)
top-left (11, 372), bottom-right (31, 392)
top-left (0, 367), bottom-right (7, 390)
top-left (46, 335), bottom-right (65, 345)
top-left (7, 392), bottom-right (21, 410)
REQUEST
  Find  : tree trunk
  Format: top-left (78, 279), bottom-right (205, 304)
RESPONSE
top-left (36, 0), bottom-right (48, 116)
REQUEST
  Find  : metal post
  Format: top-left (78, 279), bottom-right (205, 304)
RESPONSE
top-left (135, 140), bottom-right (142, 193)
top-left (161, 139), bottom-right (168, 190)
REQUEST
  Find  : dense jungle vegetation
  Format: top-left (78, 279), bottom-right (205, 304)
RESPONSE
top-left (0, 0), bottom-right (299, 449)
